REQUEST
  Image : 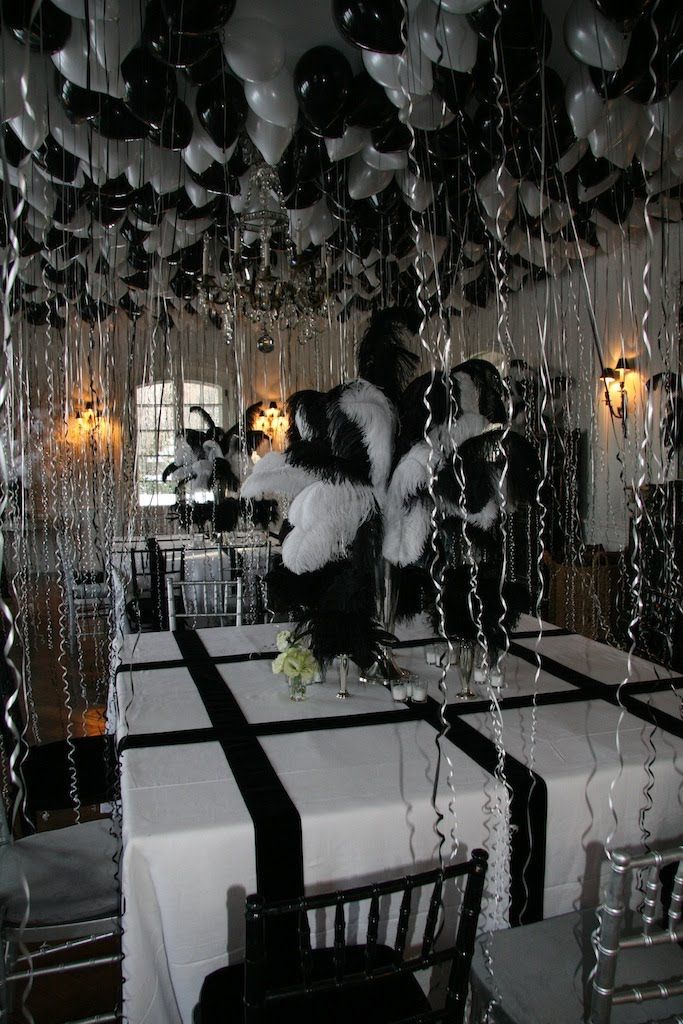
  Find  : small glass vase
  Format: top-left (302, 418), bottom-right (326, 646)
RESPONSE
top-left (288, 674), bottom-right (307, 702)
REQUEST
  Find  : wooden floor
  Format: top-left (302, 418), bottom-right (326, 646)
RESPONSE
top-left (5, 579), bottom-right (123, 1023)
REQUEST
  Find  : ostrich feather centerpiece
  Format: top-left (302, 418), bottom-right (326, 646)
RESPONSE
top-left (241, 308), bottom-right (539, 672)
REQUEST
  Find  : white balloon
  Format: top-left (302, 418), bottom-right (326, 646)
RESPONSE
top-left (0, 32), bottom-right (30, 121)
top-left (556, 138), bottom-right (587, 173)
top-left (325, 125), bottom-right (370, 161)
top-left (244, 68), bottom-right (298, 129)
top-left (9, 109), bottom-right (47, 151)
top-left (222, 18), bottom-right (285, 83)
top-left (362, 50), bottom-right (403, 90)
top-left (430, 0), bottom-right (492, 12)
top-left (397, 168), bottom-right (434, 211)
top-left (287, 205), bottom-right (316, 233)
top-left (519, 179), bottom-right (552, 217)
top-left (90, 0), bottom-right (141, 72)
top-left (385, 87), bottom-right (410, 110)
top-left (347, 153), bottom-right (394, 200)
top-left (543, 201), bottom-right (571, 234)
top-left (24, 206), bottom-right (48, 235)
top-left (183, 135), bottom-right (215, 175)
top-left (563, 0), bottom-right (630, 72)
top-left (308, 201), bottom-right (337, 246)
top-left (185, 180), bottom-right (210, 208)
top-left (401, 92), bottom-right (453, 130)
top-left (246, 109), bottom-right (293, 166)
top-left (565, 63), bottom-right (604, 140)
top-left (646, 82), bottom-right (683, 139)
top-left (476, 165), bottom-right (518, 221)
top-left (52, 19), bottom-right (125, 97)
top-left (398, 40), bottom-right (433, 96)
top-left (362, 143), bottom-right (408, 171)
top-left (588, 96), bottom-right (641, 167)
top-left (416, 0), bottom-right (478, 73)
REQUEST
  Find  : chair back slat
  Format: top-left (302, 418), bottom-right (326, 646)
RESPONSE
top-left (298, 906), bottom-right (312, 987)
top-left (669, 863), bottom-right (683, 930)
top-left (422, 876), bottom-right (443, 959)
top-left (394, 881), bottom-right (413, 959)
top-left (166, 577), bottom-right (242, 630)
top-left (365, 889), bottom-right (380, 970)
top-left (446, 849), bottom-right (488, 1017)
top-left (334, 898), bottom-right (346, 984)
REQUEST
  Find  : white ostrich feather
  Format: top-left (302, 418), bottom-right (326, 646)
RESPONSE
top-left (190, 459), bottom-right (213, 491)
top-left (174, 437), bottom-right (195, 467)
top-left (202, 440), bottom-right (222, 461)
top-left (384, 442), bottom-right (434, 523)
top-left (382, 499), bottom-right (431, 567)
top-left (240, 451), bottom-right (316, 500)
top-left (467, 497), bottom-right (499, 531)
top-left (337, 380), bottom-right (397, 493)
top-left (283, 480), bottom-right (377, 574)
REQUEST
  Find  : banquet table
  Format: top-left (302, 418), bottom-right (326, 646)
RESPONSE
top-left (113, 615), bottom-right (683, 1024)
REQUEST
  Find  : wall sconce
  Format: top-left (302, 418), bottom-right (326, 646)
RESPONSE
top-left (65, 399), bottom-right (110, 447)
top-left (253, 401), bottom-right (289, 451)
top-left (600, 358), bottom-right (633, 436)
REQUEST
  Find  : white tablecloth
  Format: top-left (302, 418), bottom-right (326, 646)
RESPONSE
top-left (114, 621), bottom-right (683, 1024)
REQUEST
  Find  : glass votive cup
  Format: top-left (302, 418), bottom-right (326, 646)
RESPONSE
top-left (391, 680), bottom-right (408, 701)
top-left (410, 677), bottom-right (428, 702)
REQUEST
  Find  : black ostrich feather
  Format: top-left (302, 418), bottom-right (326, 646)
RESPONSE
top-left (453, 358), bottom-right (507, 424)
top-left (212, 457), bottom-right (241, 491)
top-left (286, 389), bottom-right (329, 445)
top-left (189, 405), bottom-right (217, 437)
top-left (427, 563), bottom-right (529, 650)
top-left (357, 307), bottom-right (420, 406)
top-left (397, 371), bottom-right (451, 455)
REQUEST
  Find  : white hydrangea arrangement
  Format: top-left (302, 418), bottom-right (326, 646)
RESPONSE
top-left (272, 630), bottom-right (319, 683)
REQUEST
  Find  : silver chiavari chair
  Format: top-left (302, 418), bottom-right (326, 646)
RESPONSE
top-left (165, 577), bottom-right (243, 631)
top-left (469, 843), bottom-right (683, 1024)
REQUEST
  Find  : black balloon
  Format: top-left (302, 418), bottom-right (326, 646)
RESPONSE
top-left (34, 134), bottom-right (80, 182)
top-left (593, 0), bottom-right (655, 32)
top-left (121, 47), bottom-right (178, 127)
top-left (278, 129), bottom-right (330, 196)
top-left (1, 124), bottom-right (29, 168)
top-left (91, 97), bottom-right (148, 141)
top-left (295, 46), bottom-right (353, 137)
top-left (283, 180), bottom-right (322, 211)
top-left (332, 0), bottom-right (404, 54)
top-left (344, 71), bottom-right (395, 129)
top-left (594, 173), bottom-right (634, 224)
top-left (196, 71), bottom-right (247, 149)
top-left (510, 67), bottom-right (565, 131)
top-left (57, 74), bottom-right (102, 123)
top-left (144, 1), bottom-right (219, 68)
top-left (7, 0), bottom-right (71, 53)
top-left (161, 0), bottom-right (235, 36)
top-left (170, 269), bottom-right (199, 299)
top-left (148, 98), bottom-right (194, 150)
top-left (119, 293), bottom-right (143, 321)
top-left (372, 116), bottom-right (411, 153)
top-left (432, 65), bottom-right (475, 116)
top-left (189, 161), bottom-right (241, 196)
top-left (181, 39), bottom-right (227, 85)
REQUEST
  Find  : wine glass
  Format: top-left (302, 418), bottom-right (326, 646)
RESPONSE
top-left (453, 642), bottom-right (478, 701)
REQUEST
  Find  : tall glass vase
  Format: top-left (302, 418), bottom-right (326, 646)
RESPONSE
top-left (359, 560), bottom-right (408, 685)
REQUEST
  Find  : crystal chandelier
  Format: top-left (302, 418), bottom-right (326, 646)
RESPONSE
top-left (199, 148), bottom-right (329, 350)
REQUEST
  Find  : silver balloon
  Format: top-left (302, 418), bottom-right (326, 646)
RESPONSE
top-left (325, 125), bottom-right (370, 160)
top-left (564, 0), bottom-right (630, 72)
top-left (362, 143), bottom-right (408, 171)
top-left (362, 50), bottom-right (403, 90)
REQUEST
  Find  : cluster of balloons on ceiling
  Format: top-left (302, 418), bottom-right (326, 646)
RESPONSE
top-left (0, 0), bottom-right (682, 332)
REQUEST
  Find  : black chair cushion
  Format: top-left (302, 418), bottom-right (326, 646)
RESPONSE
top-left (198, 944), bottom-right (432, 1024)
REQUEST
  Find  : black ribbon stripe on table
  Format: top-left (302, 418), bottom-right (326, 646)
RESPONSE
top-left (120, 630), bottom-right (549, 928)
top-left (509, 642), bottom-right (683, 740)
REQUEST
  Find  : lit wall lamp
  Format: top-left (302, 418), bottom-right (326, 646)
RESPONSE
top-left (600, 358), bottom-right (634, 436)
top-left (253, 401), bottom-right (289, 452)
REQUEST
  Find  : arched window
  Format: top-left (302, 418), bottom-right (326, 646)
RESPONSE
top-left (136, 380), bottom-right (224, 507)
